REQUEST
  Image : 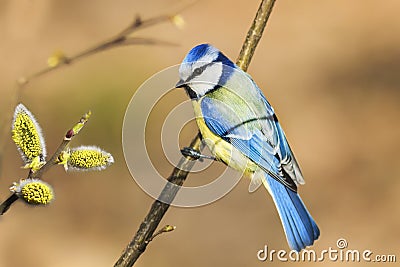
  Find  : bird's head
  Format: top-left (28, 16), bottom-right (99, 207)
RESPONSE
top-left (176, 44), bottom-right (235, 99)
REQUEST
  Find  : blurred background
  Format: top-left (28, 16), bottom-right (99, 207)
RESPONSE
top-left (0, 0), bottom-right (399, 266)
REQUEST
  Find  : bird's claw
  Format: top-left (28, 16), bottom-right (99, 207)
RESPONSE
top-left (180, 147), bottom-right (216, 162)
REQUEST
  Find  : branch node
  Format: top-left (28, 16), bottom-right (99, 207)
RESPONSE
top-left (146, 225), bottom-right (177, 244)
top-left (133, 15), bottom-right (142, 27)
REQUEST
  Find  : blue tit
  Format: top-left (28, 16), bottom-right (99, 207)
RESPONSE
top-left (176, 44), bottom-right (319, 251)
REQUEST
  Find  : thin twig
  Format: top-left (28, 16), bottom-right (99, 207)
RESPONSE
top-left (145, 225), bottom-right (176, 244)
top-left (236, 0), bottom-right (276, 71)
top-left (113, 0), bottom-right (276, 266)
top-left (18, 14), bottom-right (177, 88)
top-left (28, 139), bottom-right (69, 179)
top-left (0, 111), bottom-right (91, 215)
top-left (0, 194), bottom-right (19, 215)
top-left (114, 133), bottom-right (203, 267)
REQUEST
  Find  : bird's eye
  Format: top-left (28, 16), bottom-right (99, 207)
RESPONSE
top-left (193, 67), bottom-right (204, 76)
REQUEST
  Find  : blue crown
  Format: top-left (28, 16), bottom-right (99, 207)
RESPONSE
top-left (183, 44), bottom-right (235, 68)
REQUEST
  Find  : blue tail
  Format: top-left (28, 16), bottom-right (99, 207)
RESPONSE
top-left (265, 175), bottom-right (320, 251)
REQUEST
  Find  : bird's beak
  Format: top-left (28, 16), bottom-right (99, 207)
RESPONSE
top-left (175, 79), bottom-right (185, 88)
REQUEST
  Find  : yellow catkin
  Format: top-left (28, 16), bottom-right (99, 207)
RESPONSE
top-left (12, 179), bottom-right (54, 205)
top-left (12, 104), bottom-right (45, 162)
top-left (68, 146), bottom-right (113, 171)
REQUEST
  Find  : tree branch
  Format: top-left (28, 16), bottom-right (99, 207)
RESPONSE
top-left (17, 14), bottom-right (178, 88)
top-left (236, 0), bottom-right (276, 71)
top-left (113, 0), bottom-right (276, 266)
top-left (114, 132), bottom-right (203, 267)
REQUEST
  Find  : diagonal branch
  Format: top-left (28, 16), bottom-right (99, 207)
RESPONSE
top-left (113, 0), bottom-right (276, 266)
top-left (17, 14), bottom-right (178, 88)
top-left (236, 0), bottom-right (276, 71)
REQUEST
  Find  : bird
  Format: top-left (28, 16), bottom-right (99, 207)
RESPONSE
top-left (176, 43), bottom-right (319, 251)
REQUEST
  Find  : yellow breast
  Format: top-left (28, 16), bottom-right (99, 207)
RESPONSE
top-left (191, 100), bottom-right (258, 175)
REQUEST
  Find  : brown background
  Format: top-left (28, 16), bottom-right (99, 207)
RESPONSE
top-left (0, 0), bottom-right (399, 266)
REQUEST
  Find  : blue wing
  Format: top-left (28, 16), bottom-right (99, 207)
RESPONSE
top-left (200, 94), bottom-right (298, 191)
top-left (258, 87), bottom-right (304, 185)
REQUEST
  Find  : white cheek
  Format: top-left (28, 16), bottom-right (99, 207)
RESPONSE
top-left (190, 83), bottom-right (213, 96)
top-left (191, 63), bottom-right (223, 96)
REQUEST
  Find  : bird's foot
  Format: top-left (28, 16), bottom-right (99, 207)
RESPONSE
top-left (180, 147), bottom-right (216, 162)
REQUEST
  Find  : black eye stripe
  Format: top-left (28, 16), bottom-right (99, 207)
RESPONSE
top-left (186, 62), bottom-right (213, 82)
